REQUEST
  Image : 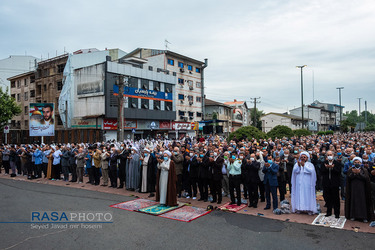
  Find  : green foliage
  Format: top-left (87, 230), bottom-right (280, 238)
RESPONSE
top-left (266, 125), bottom-right (293, 140)
top-left (325, 130), bottom-right (334, 135)
top-left (317, 131), bottom-right (325, 136)
top-left (293, 129), bottom-right (312, 137)
top-left (365, 124), bottom-right (375, 131)
top-left (250, 108), bottom-right (264, 130)
top-left (228, 126), bottom-right (265, 141)
top-left (0, 88), bottom-right (21, 129)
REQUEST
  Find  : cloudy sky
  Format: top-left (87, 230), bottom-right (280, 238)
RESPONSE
top-left (1, 0), bottom-right (374, 114)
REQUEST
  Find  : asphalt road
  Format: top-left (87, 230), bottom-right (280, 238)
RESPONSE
top-left (0, 178), bottom-right (374, 250)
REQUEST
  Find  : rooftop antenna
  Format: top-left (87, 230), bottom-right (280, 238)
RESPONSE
top-left (165, 39), bottom-right (171, 50)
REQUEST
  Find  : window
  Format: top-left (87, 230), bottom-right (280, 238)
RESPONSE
top-left (30, 90), bottom-right (35, 98)
top-left (17, 80), bottom-right (21, 88)
top-left (178, 94), bottom-right (184, 100)
top-left (187, 65), bottom-right (193, 71)
top-left (30, 75), bottom-right (35, 83)
top-left (11, 94), bottom-right (15, 99)
top-left (57, 115), bottom-right (63, 125)
top-left (167, 59), bottom-right (174, 66)
top-left (165, 101), bottom-right (172, 111)
top-left (24, 92), bottom-right (28, 101)
top-left (154, 100), bottom-right (161, 110)
top-left (24, 106), bottom-right (28, 113)
top-left (141, 79), bottom-right (149, 90)
top-left (178, 62), bottom-right (184, 68)
top-left (43, 85), bottom-right (47, 91)
top-left (196, 82), bottom-right (201, 88)
top-left (178, 111), bottom-right (185, 116)
top-left (196, 96), bottom-right (202, 102)
top-left (148, 66), bottom-right (153, 71)
top-left (17, 94), bottom-right (20, 102)
top-left (196, 68), bottom-right (201, 73)
top-left (153, 82), bottom-right (160, 91)
top-left (25, 120), bottom-right (28, 127)
top-left (164, 83), bottom-right (172, 93)
top-left (57, 64), bottom-right (65, 73)
top-left (11, 81), bottom-right (15, 88)
top-left (128, 77), bottom-right (138, 88)
top-left (57, 81), bottom-right (63, 91)
top-left (188, 111), bottom-right (194, 117)
top-left (24, 79), bottom-right (28, 87)
top-left (196, 112), bottom-right (202, 117)
top-left (188, 96), bottom-right (193, 104)
top-left (141, 99), bottom-right (149, 109)
top-left (129, 98), bottom-right (138, 108)
top-left (178, 78), bottom-right (184, 84)
top-left (188, 80), bottom-right (193, 87)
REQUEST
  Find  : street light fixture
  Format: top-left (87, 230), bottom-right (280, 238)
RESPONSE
top-left (296, 65), bottom-right (307, 128)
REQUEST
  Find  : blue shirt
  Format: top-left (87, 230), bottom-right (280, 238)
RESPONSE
top-left (86, 153), bottom-right (92, 168)
top-left (33, 149), bottom-right (43, 165)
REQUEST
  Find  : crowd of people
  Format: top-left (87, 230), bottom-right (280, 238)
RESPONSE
top-left (1, 132), bottom-right (375, 223)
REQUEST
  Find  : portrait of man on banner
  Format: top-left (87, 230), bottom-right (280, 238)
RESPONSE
top-left (29, 103), bottom-right (55, 137)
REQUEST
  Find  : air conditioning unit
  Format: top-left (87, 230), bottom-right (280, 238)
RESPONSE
top-left (189, 116), bottom-right (193, 120)
top-left (180, 84), bottom-right (184, 88)
top-left (180, 100), bottom-right (184, 104)
top-left (189, 86), bottom-right (193, 90)
top-left (189, 71), bottom-right (192, 74)
top-left (183, 117), bottom-right (188, 122)
top-left (180, 115), bottom-right (184, 119)
top-left (180, 68), bottom-right (185, 73)
top-left (189, 101), bottom-right (193, 105)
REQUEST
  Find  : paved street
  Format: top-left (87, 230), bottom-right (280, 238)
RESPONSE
top-left (0, 178), bottom-right (374, 250)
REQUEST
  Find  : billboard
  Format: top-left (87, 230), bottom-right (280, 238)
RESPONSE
top-left (29, 103), bottom-right (55, 136)
top-left (103, 118), bottom-right (137, 130)
top-left (113, 86), bottom-right (173, 102)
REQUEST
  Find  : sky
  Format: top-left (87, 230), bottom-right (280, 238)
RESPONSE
top-left (1, 0), bottom-right (374, 114)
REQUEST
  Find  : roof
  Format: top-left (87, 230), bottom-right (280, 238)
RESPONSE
top-left (261, 112), bottom-right (311, 121)
top-left (122, 48), bottom-right (205, 65)
top-left (7, 70), bottom-right (35, 81)
top-left (224, 100), bottom-right (245, 105)
top-left (205, 99), bottom-right (232, 108)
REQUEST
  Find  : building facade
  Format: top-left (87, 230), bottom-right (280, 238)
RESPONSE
top-left (204, 99), bottom-right (233, 136)
top-left (261, 113), bottom-right (309, 133)
top-left (223, 99), bottom-right (251, 132)
top-left (120, 48), bottom-right (207, 128)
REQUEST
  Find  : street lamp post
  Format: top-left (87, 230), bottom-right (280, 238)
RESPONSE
top-left (336, 87), bottom-right (344, 126)
top-left (296, 65), bottom-right (307, 128)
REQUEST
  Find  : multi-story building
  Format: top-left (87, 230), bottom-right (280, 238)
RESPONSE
top-left (204, 99), bottom-right (232, 136)
top-left (8, 71), bottom-right (36, 142)
top-left (223, 99), bottom-right (251, 132)
top-left (261, 113), bottom-right (310, 133)
top-left (290, 102), bottom-right (339, 131)
top-left (310, 100), bottom-right (343, 127)
top-left (120, 48), bottom-right (207, 135)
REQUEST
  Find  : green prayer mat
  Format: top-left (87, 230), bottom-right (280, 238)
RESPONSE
top-left (138, 204), bottom-right (181, 215)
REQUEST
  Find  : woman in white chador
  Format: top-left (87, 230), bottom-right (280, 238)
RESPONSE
top-left (291, 152), bottom-right (317, 215)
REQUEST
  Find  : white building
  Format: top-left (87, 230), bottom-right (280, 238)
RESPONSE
top-left (0, 55), bottom-right (38, 93)
top-left (261, 112), bottom-right (309, 133)
top-left (120, 48), bottom-right (207, 127)
top-left (223, 100), bottom-right (251, 132)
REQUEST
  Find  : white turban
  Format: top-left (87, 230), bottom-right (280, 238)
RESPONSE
top-left (164, 150), bottom-right (172, 157)
top-left (353, 157), bottom-right (362, 163)
top-left (299, 151), bottom-right (310, 161)
top-left (144, 148), bottom-right (150, 153)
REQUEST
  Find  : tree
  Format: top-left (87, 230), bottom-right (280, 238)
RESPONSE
top-left (0, 87), bottom-right (22, 129)
top-left (228, 126), bottom-right (265, 141)
top-left (293, 129), bottom-right (312, 137)
top-left (250, 108), bottom-right (264, 130)
top-left (267, 125), bottom-right (293, 140)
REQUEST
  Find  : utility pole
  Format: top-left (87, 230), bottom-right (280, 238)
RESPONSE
top-left (336, 87), bottom-right (344, 126)
top-left (296, 65), bottom-right (307, 128)
top-left (365, 100), bottom-right (368, 124)
top-left (116, 75), bottom-right (128, 142)
top-left (250, 97), bottom-right (261, 127)
top-left (357, 97), bottom-right (362, 131)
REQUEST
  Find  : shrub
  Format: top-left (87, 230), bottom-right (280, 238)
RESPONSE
top-left (317, 131), bottom-right (326, 136)
top-left (267, 125), bottom-right (293, 140)
top-left (325, 130), bottom-right (334, 135)
top-left (228, 126), bottom-right (266, 141)
top-left (293, 129), bottom-right (312, 137)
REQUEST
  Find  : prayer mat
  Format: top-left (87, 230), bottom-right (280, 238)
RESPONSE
top-left (159, 206), bottom-right (211, 222)
top-left (218, 202), bottom-right (247, 212)
top-left (110, 199), bottom-right (158, 211)
top-left (138, 204), bottom-right (182, 215)
top-left (312, 213), bottom-right (347, 229)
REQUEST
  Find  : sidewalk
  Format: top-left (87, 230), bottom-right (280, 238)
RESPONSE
top-left (1, 173), bottom-right (374, 234)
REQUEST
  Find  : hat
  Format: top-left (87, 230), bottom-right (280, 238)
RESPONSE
top-left (164, 150), bottom-right (172, 157)
top-left (353, 157), bottom-right (362, 163)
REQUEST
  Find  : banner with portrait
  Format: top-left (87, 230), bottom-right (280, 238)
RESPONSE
top-left (29, 103), bottom-right (55, 137)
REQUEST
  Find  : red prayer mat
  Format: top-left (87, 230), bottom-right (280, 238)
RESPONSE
top-left (159, 206), bottom-right (211, 222)
top-left (218, 202), bottom-right (247, 212)
top-left (110, 198), bottom-right (158, 211)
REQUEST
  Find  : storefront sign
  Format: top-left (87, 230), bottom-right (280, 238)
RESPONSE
top-left (137, 120), bottom-right (160, 130)
top-left (159, 121), bottom-right (171, 129)
top-left (113, 86), bottom-right (173, 102)
top-left (103, 119), bottom-right (137, 130)
top-left (172, 122), bottom-right (194, 130)
top-left (71, 118), bottom-right (101, 128)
